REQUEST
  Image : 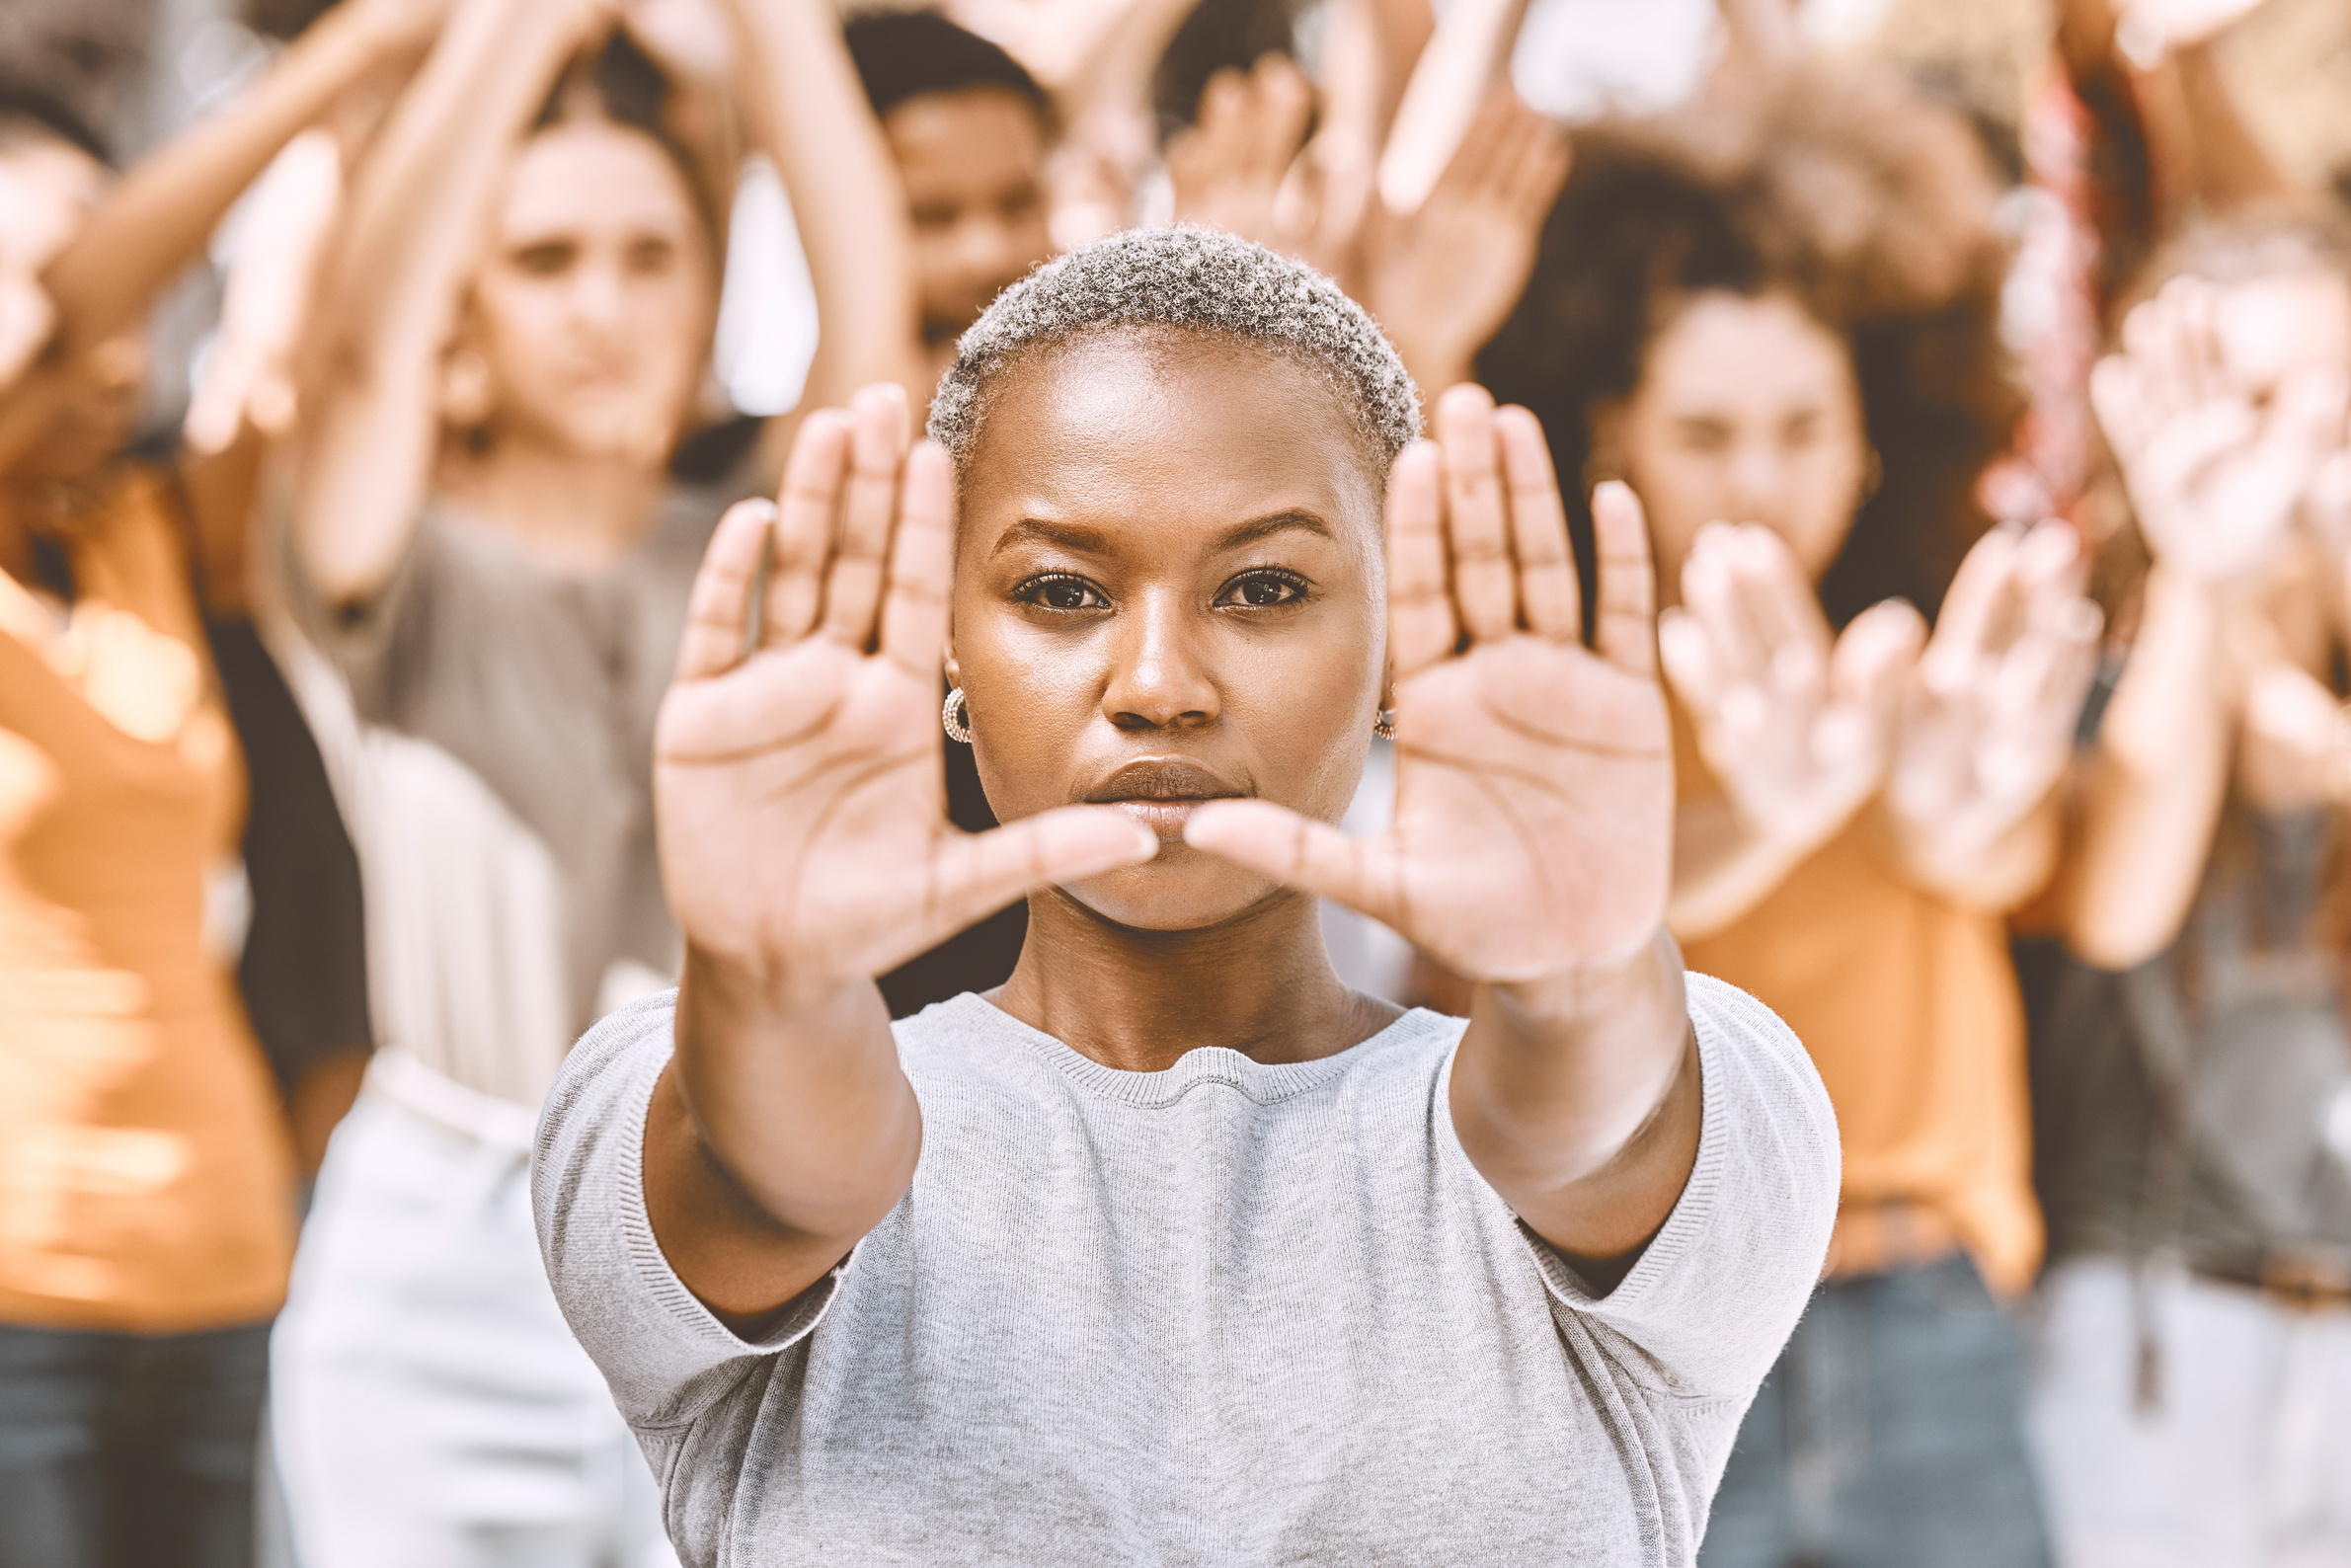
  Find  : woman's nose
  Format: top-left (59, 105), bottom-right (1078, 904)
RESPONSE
top-left (1724, 441), bottom-right (1785, 523)
top-left (570, 260), bottom-right (627, 327)
top-left (1100, 595), bottom-right (1219, 732)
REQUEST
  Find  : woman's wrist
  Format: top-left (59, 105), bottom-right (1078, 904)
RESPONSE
top-left (679, 940), bottom-right (874, 1035)
top-left (1487, 924), bottom-right (1684, 1031)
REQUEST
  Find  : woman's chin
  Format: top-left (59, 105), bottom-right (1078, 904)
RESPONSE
top-left (1058, 849), bottom-right (1285, 934)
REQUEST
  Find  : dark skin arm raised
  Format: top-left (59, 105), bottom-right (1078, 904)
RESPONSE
top-left (1184, 390), bottom-right (1694, 1269)
top-left (642, 387), bottom-right (1158, 1319)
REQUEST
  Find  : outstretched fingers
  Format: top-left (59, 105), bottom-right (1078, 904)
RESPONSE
top-left (767, 409), bottom-right (849, 648)
top-left (879, 442), bottom-right (955, 677)
top-left (1589, 479), bottom-right (1657, 675)
top-left (822, 384), bottom-right (910, 648)
top-left (675, 499), bottom-right (778, 680)
top-left (1436, 385), bottom-right (1517, 642)
top-left (1497, 406), bottom-right (1580, 641)
top-left (1180, 800), bottom-right (1400, 926)
top-left (1385, 441), bottom-right (1457, 679)
top-left (932, 807), bottom-right (1159, 936)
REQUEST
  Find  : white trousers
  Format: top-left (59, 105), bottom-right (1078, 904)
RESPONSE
top-left (271, 1057), bottom-right (675, 1568)
top-left (2030, 1256), bottom-right (2351, 1568)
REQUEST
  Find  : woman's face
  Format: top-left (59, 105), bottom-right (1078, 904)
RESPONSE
top-left (463, 119), bottom-right (715, 465)
top-left (951, 333), bottom-right (1387, 932)
top-left (884, 88), bottom-right (1054, 358)
top-left (1606, 290), bottom-right (1868, 601)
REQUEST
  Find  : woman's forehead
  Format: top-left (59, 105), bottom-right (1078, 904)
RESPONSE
top-left (957, 332), bottom-right (1386, 540)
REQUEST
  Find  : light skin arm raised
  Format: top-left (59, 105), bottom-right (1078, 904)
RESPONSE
top-left (2063, 566), bottom-right (2234, 967)
top-left (644, 387), bottom-right (1155, 1322)
top-left (1186, 391), bottom-right (1697, 1265)
top-left (2064, 274), bottom-right (2346, 965)
top-left (294, 0), bottom-right (589, 608)
top-left (35, 0), bottom-right (442, 371)
top-left (723, 0), bottom-right (930, 453)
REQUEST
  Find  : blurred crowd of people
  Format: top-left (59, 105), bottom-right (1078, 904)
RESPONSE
top-left (1, 0), bottom-right (2349, 1562)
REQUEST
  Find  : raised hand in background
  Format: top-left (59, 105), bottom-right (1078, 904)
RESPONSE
top-left (1365, 91), bottom-right (1567, 407)
top-left (2092, 274), bottom-right (2350, 584)
top-left (656, 384), bottom-right (1158, 994)
top-left (1659, 521), bottom-right (1923, 934)
top-left (1879, 520), bottom-right (2104, 905)
top-left (1166, 53), bottom-right (1320, 263)
top-left (185, 131), bottom-right (345, 456)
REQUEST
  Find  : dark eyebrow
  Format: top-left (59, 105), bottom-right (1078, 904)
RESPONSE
top-left (1217, 510), bottom-right (1334, 551)
top-left (988, 518), bottom-right (1112, 559)
top-left (987, 510), bottom-right (1335, 560)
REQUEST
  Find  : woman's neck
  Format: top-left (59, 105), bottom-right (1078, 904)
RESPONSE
top-left (992, 886), bottom-right (1400, 1073)
top-left (434, 432), bottom-right (666, 571)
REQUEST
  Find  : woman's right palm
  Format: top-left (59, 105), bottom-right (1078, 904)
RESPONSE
top-left (655, 388), bottom-right (1154, 991)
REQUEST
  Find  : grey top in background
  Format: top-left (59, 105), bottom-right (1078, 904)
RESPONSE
top-left (534, 977), bottom-right (1839, 1567)
top-left (2029, 797), bottom-right (2351, 1278)
top-left (293, 494), bottom-right (720, 1040)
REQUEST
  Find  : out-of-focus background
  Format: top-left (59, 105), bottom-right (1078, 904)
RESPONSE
top-left (4, 0), bottom-right (2351, 1563)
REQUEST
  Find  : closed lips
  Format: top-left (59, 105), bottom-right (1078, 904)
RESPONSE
top-left (1084, 759), bottom-right (1245, 840)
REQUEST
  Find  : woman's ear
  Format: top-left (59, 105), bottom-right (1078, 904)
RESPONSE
top-left (944, 647), bottom-right (962, 689)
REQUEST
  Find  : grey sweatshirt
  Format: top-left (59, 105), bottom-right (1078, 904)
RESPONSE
top-left (534, 977), bottom-right (1838, 1566)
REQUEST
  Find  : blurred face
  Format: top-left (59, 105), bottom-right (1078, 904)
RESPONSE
top-left (884, 89), bottom-right (1053, 353)
top-left (465, 119), bottom-right (715, 465)
top-left (950, 333), bottom-right (1386, 931)
top-left (1, 138), bottom-right (147, 480)
top-left (1607, 290), bottom-right (1867, 600)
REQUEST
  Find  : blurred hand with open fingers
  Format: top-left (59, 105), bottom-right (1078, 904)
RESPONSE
top-left (185, 131), bottom-right (344, 455)
top-left (1184, 386), bottom-right (1673, 983)
top-left (1367, 91), bottom-right (1568, 398)
top-left (2092, 275), bottom-right (2351, 585)
top-left (1167, 54), bottom-right (1318, 257)
top-left (656, 384), bottom-right (1159, 994)
top-left (1660, 522), bottom-right (1924, 863)
top-left (1881, 520), bottom-right (2104, 897)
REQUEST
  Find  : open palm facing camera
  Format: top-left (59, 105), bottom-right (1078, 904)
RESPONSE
top-left (654, 385), bottom-right (1157, 993)
top-left (1185, 386), bottom-right (1674, 984)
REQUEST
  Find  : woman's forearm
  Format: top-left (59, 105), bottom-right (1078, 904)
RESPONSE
top-left (1452, 928), bottom-right (1698, 1268)
top-left (722, 0), bottom-right (929, 416)
top-left (295, 0), bottom-right (578, 605)
top-left (646, 945), bottom-right (922, 1323)
top-left (2065, 567), bottom-right (2234, 968)
top-left (41, 0), bottom-right (430, 365)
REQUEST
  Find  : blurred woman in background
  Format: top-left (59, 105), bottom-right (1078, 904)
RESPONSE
top-left (271, 0), bottom-right (912, 1558)
top-left (0, 3), bottom-right (440, 1560)
top-left (1470, 66), bottom-right (2103, 1568)
top-left (2032, 215), bottom-right (2351, 1567)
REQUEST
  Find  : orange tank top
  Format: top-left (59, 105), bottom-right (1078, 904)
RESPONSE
top-left (0, 474), bottom-right (294, 1331)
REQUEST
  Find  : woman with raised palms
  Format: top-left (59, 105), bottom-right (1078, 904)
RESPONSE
top-left (536, 226), bottom-right (1838, 1565)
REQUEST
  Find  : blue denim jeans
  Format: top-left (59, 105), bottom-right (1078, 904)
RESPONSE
top-left (0, 1319), bottom-right (272, 1568)
top-left (1699, 1254), bottom-right (2053, 1568)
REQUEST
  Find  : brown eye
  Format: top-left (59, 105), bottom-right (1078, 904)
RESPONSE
top-left (1016, 574), bottom-right (1108, 611)
top-left (1217, 571), bottom-right (1307, 609)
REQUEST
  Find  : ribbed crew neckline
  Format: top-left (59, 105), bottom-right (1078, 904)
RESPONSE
top-left (925, 992), bottom-right (1459, 1110)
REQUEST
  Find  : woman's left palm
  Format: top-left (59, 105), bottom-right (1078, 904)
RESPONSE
top-left (1188, 387), bottom-right (1672, 984)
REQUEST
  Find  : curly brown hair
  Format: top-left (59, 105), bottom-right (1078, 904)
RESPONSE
top-left (1475, 66), bottom-right (2021, 627)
